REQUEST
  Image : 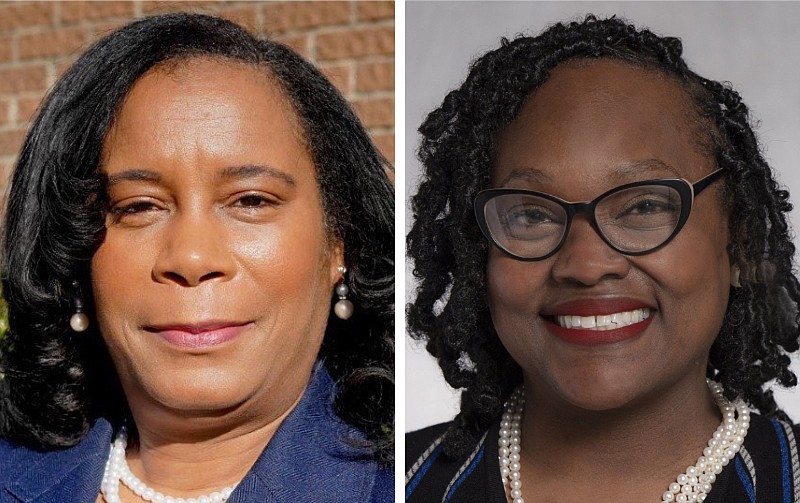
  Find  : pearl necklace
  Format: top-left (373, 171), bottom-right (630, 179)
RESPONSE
top-left (101, 426), bottom-right (239, 503)
top-left (498, 380), bottom-right (751, 503)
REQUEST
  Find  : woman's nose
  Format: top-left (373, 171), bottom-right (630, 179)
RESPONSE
top-left (152, 214), bottom-right (236, 287)
top-left (550, 217), bottom-right (630, 285)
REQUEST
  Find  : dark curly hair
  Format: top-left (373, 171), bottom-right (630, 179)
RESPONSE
top-left (0, 13), bottom-right (394, 465)
top-left (408, 14), bottom-right (800, 457)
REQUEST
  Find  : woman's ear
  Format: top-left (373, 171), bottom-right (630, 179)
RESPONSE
top-left (329, 240), bottom-right (345, 286)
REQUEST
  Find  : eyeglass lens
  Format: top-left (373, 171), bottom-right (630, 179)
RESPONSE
top-left (483, 184), bottom-right (684, 259)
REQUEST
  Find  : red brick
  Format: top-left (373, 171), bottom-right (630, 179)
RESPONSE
top-left (19, 27), bottom-right (87, 60)
top-left (0, 129), bottom-right (26, 156)
top-left (317, 27), bottom-right (393, 60)
top-left (1, 155), bottom-right (16, 191)
top-left (0, 65), bottom-right (48, 93)
top-left (16, 94), bottom-right (45, 124)
top-left (373, 133), bottom-right (394, 164)
top-left (263, 1), bottom-right (350, 33)
top-left (276, 34), bottom-right (310, 59)
top-left (61, 2), bottom-right (134, 24)
top-left (0, 156), bottom-right (14, 190)
top-left (321, 64), bottom-right (351, 95)
top-left (353, 97), bottom-right (393, 128)
top-left (218, 5), bottom-right (260, 33)
top-left (0, 35), bottom-right (11, 62)
top-left (56, 57), bottom-right (78, 78)
top-left (1, 155), bottom-right (16, 179)
top-left (0, 97), bottom-right (10, 127)
top-left (0, 3), bottom-right (54, 32)
top-left (356, 61), bottom-right (393, 92)
top-left (357, 2), bottom-right (393, 21)
top-left (91, 20), bottom-right (131, 39)
top-left (141, 1), bottom-right (223, 15)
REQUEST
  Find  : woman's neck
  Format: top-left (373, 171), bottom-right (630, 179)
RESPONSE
top-left (518, 372), bottom-right (721, 501)
top-left (118, 383), bottom-right (307, 500)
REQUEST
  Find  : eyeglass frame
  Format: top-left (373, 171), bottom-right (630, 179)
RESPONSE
top-left (473, 168), bottom-right (726, 262)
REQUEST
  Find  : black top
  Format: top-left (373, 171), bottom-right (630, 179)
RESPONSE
top-left (406, 413), bottom-right (800, 502)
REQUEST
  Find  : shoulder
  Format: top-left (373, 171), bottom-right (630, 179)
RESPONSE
top-left (0, 419), bottom-right (111, 499)
top-left (0, 437), bottom-right (39, 486)
top-left (406, 421), bottom-right (503, 503)
top-left (719, 412), bottom-right (800, 503)
top-left (0, 436), bottom-right (70, 488)
top-left (367, 464), bottom-right (394, 503)
top-left (741, 410), bottom-right (800, 457)
top-left (407, 422), bottom-right (450, 465)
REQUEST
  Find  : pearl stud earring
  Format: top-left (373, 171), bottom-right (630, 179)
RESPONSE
top-left (69, 280), bottom-right (89, 332)
top-left (334, 265), bottom-right (354, 320)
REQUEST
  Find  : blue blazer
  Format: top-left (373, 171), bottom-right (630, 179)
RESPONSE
top-left (0, 363), bottom-right (393, 502)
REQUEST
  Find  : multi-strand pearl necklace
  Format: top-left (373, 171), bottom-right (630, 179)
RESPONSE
top-left (498, 380), bottom-right (750, 503)
top-left (100, 426), bottom-right (239, 503)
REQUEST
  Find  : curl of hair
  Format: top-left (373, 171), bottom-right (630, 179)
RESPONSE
top-left (0, 13), bottom-right (394, 465)
top-left (408, 14), bottom-right (800, 458)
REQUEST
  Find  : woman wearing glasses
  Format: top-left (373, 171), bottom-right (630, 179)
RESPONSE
top-left (406, 15), bottom-right (800, 503)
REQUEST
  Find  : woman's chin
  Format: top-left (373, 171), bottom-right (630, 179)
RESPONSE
top-left (560, 389), bottom-right (641, 413)
top-left (162, 391), bottom-right (248, 415)
top-left (136, 372), bottom-right (258, 417)
top-left (538, 368), bottom-right (655, 414)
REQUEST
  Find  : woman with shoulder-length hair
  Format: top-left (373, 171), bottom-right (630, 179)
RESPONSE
top-left (0, 12), bottom-right (394, 503)
top-left (407, 14), bottom-right (800, 503)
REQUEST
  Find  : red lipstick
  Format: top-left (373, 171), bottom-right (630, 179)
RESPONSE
top-left (545, 317), bottom-right (653, 345)
top-left (543, 299), bottom-right (654, 346)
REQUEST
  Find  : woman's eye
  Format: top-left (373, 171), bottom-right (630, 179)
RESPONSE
top-left (110, 201), bottom-right (159, 218)
top-left (108, 200), bottom-right (163, 226)
top-left (507, 206), bottom-right (556, 226)
top-left (625, 198), bottom-right (676, 215)
top-left (111, 201), bottom-right (160, 216)
top-left (233, 194), bottom-right (278, 208)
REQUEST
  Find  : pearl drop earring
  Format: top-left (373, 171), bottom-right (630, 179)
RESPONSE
top-left (334, 265), bottom-right (354, 320)
top-left (69, 280), bottom-right (89, 332)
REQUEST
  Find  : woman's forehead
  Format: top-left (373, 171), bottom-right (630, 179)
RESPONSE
top-left (491, 58), bottom-right (711, 187)
top-left (511, 59), bottom-right (694, 136)
top-left (100, 58), bottom-right (315, 188)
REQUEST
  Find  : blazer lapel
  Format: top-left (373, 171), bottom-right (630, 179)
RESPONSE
top-left (227, 363), bottom-right (377, 502)
top-left (4, 420), bottom-right (111, 503)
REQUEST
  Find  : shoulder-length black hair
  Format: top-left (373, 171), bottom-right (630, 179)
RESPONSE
top-left (0, 13), bottom-right (394, 464)
top-left (408, 14), bottom-right (800, 457)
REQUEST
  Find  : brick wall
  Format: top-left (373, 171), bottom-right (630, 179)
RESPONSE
top-left (0, 0), bottom-right (395, 191)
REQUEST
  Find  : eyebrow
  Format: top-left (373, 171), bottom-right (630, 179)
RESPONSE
top-left (106, 169), bottom-right (161, 187)
top-left (105, 164), bottom-right (297, 188)
top-left (497, 167), bottom-right (552, 186)
top-left (497, 158), bottom-right (682, 187)
top-left (610, 159), bottom-right (683, 181)
top-left (220, 164), bottom-right (297, 186)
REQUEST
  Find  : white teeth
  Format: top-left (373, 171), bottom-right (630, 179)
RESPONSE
top-left (555, 308), bottom-right (651, 331)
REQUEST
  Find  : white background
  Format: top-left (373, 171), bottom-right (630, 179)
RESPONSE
top-left (405, 1), bottom-right (800, 432)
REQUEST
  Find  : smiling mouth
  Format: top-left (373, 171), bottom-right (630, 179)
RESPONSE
top-left (553, 308), bottom-right (651, 331)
